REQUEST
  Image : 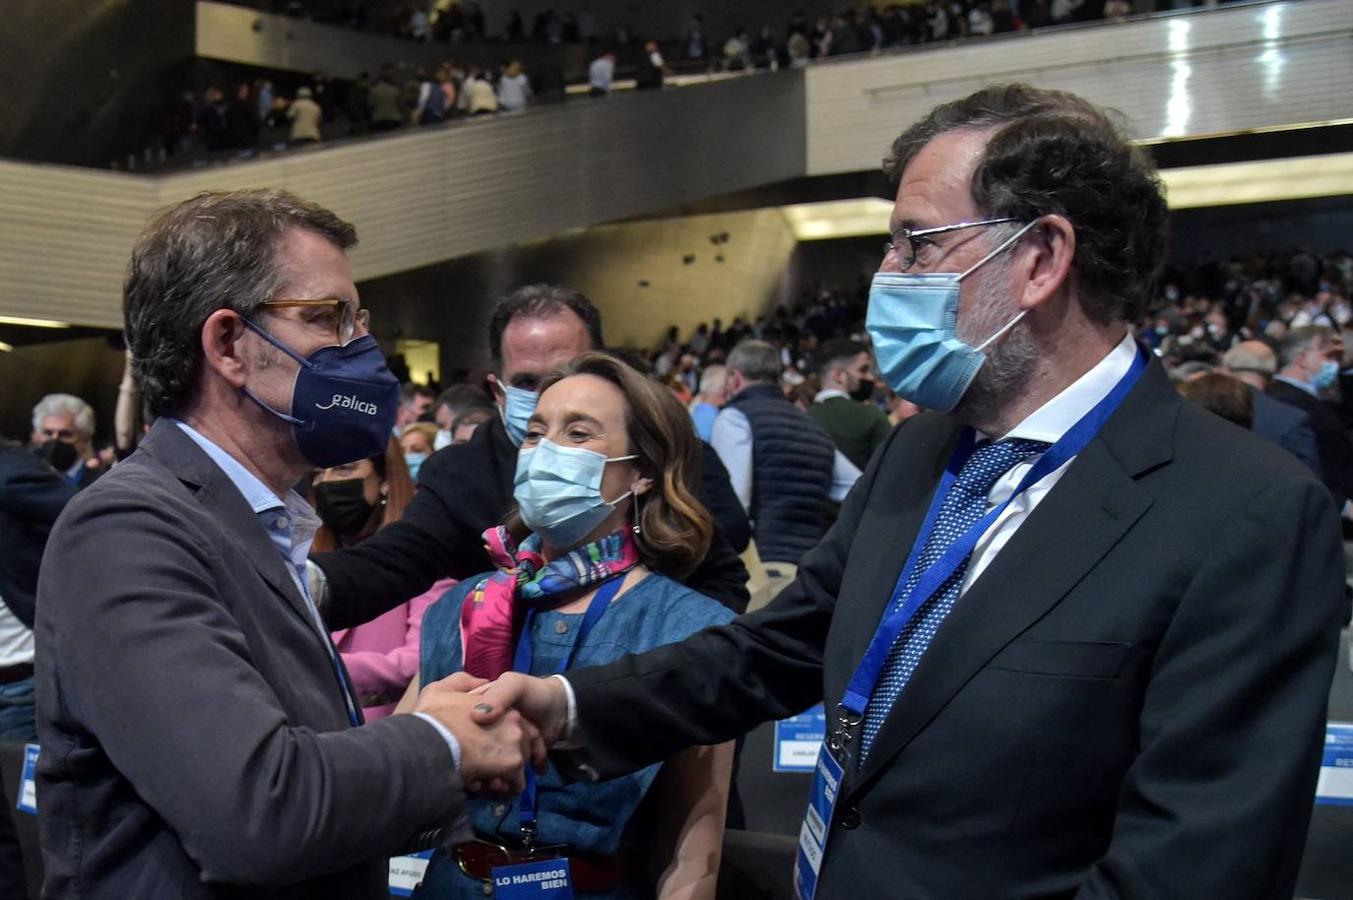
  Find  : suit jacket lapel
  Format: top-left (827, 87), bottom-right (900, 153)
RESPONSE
top-left (824, 415), bottom-right (959, 730)
top-left (139, 421), bottom-right (316, 627)
top-left (849, 361), bottom-right (1179, 793)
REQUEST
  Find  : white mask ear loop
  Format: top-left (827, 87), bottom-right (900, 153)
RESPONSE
top-left (958, 219), bottom-right (1040, 280)
top-left (975, 310), bottom-right (1028, 352)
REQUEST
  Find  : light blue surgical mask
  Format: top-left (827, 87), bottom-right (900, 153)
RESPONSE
top-left (1315, 360), bottom-right (1340, 391)
top-left (500, 384), bottom-right (538, 447)
top-left (514, 438), bottom-right (637, 548)
top-left (866, 221), bottom-right (1036, 412)
top-left (404, 451), bottom-right (427, 481)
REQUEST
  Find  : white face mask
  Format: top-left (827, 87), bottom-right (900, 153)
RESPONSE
top-left (434, 428), bottom-right (453, 451)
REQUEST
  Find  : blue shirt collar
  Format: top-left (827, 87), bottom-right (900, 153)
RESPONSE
top-left (1273, 373), bottom-right (1319, 398)
top-left (170, 419), bottom-right (320, 557)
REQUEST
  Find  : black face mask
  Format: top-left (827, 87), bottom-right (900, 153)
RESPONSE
top-left (41, 439), bottom-right (79, 472)
top-left (313, 479), bottom-right (378, 537)
top-left (850, 378), bottom-right (877, 403)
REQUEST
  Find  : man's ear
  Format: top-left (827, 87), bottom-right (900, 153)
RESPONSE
top-left (1017, 215), bottom-right (1076, 313)
top-left (486, 372), bottom-right (506, 405)
top-left (201, 309), bottom-right (253, 389)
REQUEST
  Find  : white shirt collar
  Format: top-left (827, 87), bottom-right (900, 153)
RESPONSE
top-left (1272, 373), bottom-right (1318, 398)
top-left (982, 332), bottom-right (1138, 446)
top-left (814, 388), bottom-right (851, 403)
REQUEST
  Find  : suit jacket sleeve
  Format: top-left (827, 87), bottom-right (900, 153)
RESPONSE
top-left (1076, 476), bottom-right (1344, 899)
top-left (43, 492), bottom-right (462, 886)
top-left (560, 423), bottom-right (898, 781)
top-left (0, 448), bottom-right (75, 627)
top-left (315, 441), bottom-right (495, 630)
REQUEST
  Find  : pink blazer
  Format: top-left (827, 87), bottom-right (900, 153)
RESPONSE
top-left (331, 577), bottom-right (457, 719)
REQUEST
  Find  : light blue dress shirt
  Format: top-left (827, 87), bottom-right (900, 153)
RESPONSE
top-left (171, 419), bottom-right (461, 766)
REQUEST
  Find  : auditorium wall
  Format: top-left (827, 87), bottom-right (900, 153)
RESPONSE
top-left (0, 0), bottom-right (195, 168)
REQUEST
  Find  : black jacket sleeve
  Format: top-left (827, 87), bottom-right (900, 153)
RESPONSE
top-left (700, 442), bottom-right (750, 554)
top-left (314, 423), bottom-right (511, 630)
top-left (0, 446), bottom-right (76, 627)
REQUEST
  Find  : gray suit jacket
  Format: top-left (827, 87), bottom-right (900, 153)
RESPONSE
top-left (35, 420), bottom-right (461, 898)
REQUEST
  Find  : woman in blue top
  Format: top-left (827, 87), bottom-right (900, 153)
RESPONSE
top-left (398, 351), bottom-right (736, 899)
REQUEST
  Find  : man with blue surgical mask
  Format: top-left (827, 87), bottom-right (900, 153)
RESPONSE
top-left (1270, 325), bottom-right (1353, 513)
top-left (476, 84), bottom-right (1346, 899)
top-left (310, 284), bottom-right (750, 618)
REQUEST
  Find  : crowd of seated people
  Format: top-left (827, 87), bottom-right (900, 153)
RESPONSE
top-left (137, 0), bottom-right (1234, 169)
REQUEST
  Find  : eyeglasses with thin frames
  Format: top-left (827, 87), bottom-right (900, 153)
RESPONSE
top-left (883, 217), bottom-right (1021, 272)
top-left (256, 297), bottom-right (371, 347)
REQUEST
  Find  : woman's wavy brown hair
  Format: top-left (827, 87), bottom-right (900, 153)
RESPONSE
top-left (513, 351), bottom-right (714, 580)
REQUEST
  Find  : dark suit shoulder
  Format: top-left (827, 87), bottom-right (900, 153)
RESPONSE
top-left (1170, 396), bottom-right (1321, 493)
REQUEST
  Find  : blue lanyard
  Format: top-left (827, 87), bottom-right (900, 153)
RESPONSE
top-left (837, 345), bottom-right (1149, 725)
top-left (511, 573), bottom-right (626, 843)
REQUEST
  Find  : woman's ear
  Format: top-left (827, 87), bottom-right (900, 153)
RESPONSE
top-left (631, 473), bottom-right (655, 497)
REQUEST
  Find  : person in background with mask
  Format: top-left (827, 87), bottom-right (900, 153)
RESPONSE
top-left (433, 383), bottom-right (494, 451)
top-left (34, 189), bottom-right (540, 897)
top-left (398, 352), bottom-right (733, 899)
top-left (449, 404), bottom-right (495, 445)
top-left (474, 85), bottom-right (1345, 899)
top-left (314, 438), bottom-right (456, 719)
top-left (1269, 325), bottom-right (1353, 514)
top-left (31, 393), bottom-right (104, 490)
top-left (809, 338), bottom-right (893, 471)
top-left (310, 284), bottom-right (749, 619)
top-left (400, 422), bottom-right (438, 481)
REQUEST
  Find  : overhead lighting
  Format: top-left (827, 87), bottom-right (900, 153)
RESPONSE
top-left (782, 199), bottom-right (894, 241)
top-left (1161, 151), bottom-right (1353, 209)
top-left (0, 315), bottom-right (71, 329)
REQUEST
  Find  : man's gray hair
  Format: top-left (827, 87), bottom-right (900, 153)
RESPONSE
top-left (32, 393), bottom-right (95, 439)
top-left (698, 364), bottom-right (727, 397)
top-left (123, 189), bottom-right (358, 418)
top-left (1221, 343), bottom-right (1276, 377)
top-left (726, 340), bottom-right (782, 385)
top-left (1278, 325), bottom-right (1333, 370)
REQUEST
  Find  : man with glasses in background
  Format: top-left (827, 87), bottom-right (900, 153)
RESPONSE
top-left (477, 84), bottom-right (1346, 898)
top-left (34, 189), bottom-right (541, 898)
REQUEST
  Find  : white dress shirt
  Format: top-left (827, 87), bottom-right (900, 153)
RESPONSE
top-left (710, 406), bottom-right (861, 511)
top-left (961, 333), bottom-right (1137, 592)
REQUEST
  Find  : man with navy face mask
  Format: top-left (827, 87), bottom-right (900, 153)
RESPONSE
top-left (34, 190), bottom-right (541, 898)
top-left (477, 84), bottom-right (1346, 899)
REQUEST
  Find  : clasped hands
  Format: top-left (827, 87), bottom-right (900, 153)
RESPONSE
top-left (410, 672), bottom-right (570, 795)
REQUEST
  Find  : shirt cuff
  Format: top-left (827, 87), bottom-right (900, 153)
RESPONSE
top-left (412, 711), bottom-right (463, 770)
top-left (551, 674), bottom-right (581, 748)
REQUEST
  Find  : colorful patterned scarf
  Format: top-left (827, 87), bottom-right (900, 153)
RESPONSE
top-left (459, 526), bottom-right (640, 679)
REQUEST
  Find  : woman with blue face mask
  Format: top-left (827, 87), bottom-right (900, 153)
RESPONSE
top-left (399, 422), bottom-right (438, 481)
top-left (396, 352), bottom-right (735, 899)
top-left (312, 437), bottom-right (457, 719)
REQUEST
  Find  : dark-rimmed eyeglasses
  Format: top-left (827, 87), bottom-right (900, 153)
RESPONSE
top-left (883, 217), bottom-right (1021, 272)
top-left (257, 297), bottom-right (370, 347)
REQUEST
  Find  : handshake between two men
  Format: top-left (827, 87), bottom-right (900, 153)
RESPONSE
top-left (411, 672), bottom-right (570, 795)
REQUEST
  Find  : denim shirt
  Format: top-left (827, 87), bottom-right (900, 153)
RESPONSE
top-left (413, 571), bottom-right (734, 899)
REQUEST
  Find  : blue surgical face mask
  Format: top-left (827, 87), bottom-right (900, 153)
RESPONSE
top-left (241, 320), bottom-right (400, 468)
top-left (514, 438), bottom-right (637, 548)
top-left (500, 384), bottom-right (538, 447)
top-left (1315, 359), bottom-right (1340, 391)
top-left (866, 221), bottom-right (1036, 412)
top-left (404, 451), bottom-right (427, 481)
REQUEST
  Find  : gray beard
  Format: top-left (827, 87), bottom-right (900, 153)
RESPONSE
top-left (951, 264), bottom-right (1039, 431)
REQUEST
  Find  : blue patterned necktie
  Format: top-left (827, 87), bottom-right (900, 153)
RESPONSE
top-left (859, 438), bottom-right (1050, 757)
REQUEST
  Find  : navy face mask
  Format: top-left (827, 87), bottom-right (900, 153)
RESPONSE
top-left (241, 319), bottom-right (399, 468)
